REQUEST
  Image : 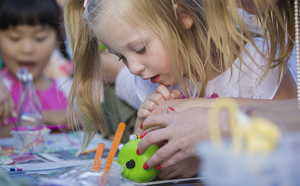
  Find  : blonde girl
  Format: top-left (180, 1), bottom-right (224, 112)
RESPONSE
top-left (64, 0), bottom-right (297, 179)
top-left (136, 0), bottom-right (299, 179)
top-left (65, 0), bottom-right (222, 150)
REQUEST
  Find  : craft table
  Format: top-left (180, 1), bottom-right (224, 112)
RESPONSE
top-left (0, 131), bottom-right (204, 186)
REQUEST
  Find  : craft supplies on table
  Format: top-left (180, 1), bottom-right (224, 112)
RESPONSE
top-left (0, 131), bottom-right (113, 158)
top-left (1, 123), bottom-right (205, 185)
top-left (10, 127), bottom-right (51, 154)
top-left (36, 123), bottom-right (127, 186)
top-left (38, 161), bottom-right (124, 186)
top-left (197, 98), bottom-right (300, 186)
top-left (16, 68), bottom-right (44, 127)
top-left (0, 130), bottom-right (118, 186)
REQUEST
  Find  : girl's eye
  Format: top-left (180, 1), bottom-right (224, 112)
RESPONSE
top-left (118, 56), bottom-right (128, 65)
top-left (136, 47), bottom-right (146, 54)
top-left (36, 37), bottom-right (46, 42)
top-left (10, 37), bottom-right (20, 42)
top-left (118, 56), bottom-right (124, 61)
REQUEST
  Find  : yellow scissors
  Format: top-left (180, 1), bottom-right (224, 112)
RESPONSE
top-left (209, 98), bottom-right (281, 154)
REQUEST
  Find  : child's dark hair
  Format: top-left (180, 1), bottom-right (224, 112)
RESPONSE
top-left (0, 0), bottom-right (70, 60)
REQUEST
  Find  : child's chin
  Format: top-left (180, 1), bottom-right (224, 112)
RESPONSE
top-left (161, 82), bottom-right (174, 87)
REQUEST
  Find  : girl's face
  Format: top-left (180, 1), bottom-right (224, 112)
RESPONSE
top-left (95, 18), bottom-right (179, 87)
top-left (0, 25), bottom-right (57, 80)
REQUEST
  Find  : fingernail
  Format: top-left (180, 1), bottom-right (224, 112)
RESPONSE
top-left (171, 93), bottom-right (175, 99)
top-left (136, 149), bottom-right (140, 155)
top-left (12, 111), bottom-right (17, 118)
top-left (4, 118), bottom-right (8, 124)
top-left (140, 132), bottom-right (147, 139)
top-left (140, 123), bottom-right (143, 129)
top-left (168, 107), bottom-right (175, 111)
top-left (156, 165), bottom-right (161, 170)
top-left (143, 163), bottom-right (149, 169)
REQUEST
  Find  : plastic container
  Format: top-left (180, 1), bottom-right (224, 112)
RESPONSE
top-left (197, 133), bottom-right (300, 186)
top-left (38, 161), bottom-right (124, 186)
top-left (10, 127), bottom-right (50, 154)
top-left (16, 68), bottom-right (44, 127)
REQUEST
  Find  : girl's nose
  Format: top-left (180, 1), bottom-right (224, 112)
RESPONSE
top-left (127, 58), bottom-right (145, 75)
top-left (21, 39), bottom-right (34, 54)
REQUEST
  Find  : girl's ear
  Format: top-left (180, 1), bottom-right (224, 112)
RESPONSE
top-left (174, 4), bottom-right (194, 30)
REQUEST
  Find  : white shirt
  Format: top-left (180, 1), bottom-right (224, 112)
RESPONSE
top-left (115, 38), bottom-right (296, 110)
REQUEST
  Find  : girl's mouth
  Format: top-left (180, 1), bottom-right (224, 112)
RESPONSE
top-left (18, 62), bottom-right (35, 71)
top-left (150, 75), bottom-right (160, 84)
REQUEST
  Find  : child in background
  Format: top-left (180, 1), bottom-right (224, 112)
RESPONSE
top-left (0, 0), bottom-right (72, 137)
top-left (64, 0), bottom-right (296, 179)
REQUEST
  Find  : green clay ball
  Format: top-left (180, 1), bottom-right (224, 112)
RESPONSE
top-left (118, 139), bottom-right (160, 183)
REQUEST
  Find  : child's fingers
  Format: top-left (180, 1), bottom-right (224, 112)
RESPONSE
top-left (138, 130), bottom-right (179, 170)
top-left (170, 89), bottom-right (181, 99)
top-left (0, 82), bottom-right (14, 123)
top-left (147, 104), bottom-right (165, 118)
top-left (140, 100), bottom-right (158, 111)
top-left (144, 92), bottom-right (167, 106)
top-left (139, 97), bottom-right (162, 121)
top-left (137, 127), bottom-right (170, 153)
top-left (137, 108), bottom-right (151, 122)
top-left (154, 85), bottom-right (173, 101)
top-left (7, 97), bottom-right (16, 120)
top-left (2, 101), bottom-right (10, 123)
top-left (0, 94), bottom-right (11, 123)
top-left (167, 107), bottom-right (177, 114)
top-left (159, 150), bottom-right (192, 172)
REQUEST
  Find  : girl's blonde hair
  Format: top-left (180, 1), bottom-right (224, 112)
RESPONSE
top-left (205, 0), bottom-right (295, 82)
top-left (64, 0), bottom-right (105, 151)
top-left (64, 0), bottom-right (275, 150)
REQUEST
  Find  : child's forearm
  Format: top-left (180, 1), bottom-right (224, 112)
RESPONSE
top-left (180, 97), bottom-right (300, 132)
top-left (0, 78), bottom-right (16, 123)
top-left (178, 97), bottom-right (295, 110)
top-left (43, 110), bottom-right (68, 126)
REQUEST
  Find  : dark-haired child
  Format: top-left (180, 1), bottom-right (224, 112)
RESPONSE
top-left (0, 0), bottom-right (72, 137)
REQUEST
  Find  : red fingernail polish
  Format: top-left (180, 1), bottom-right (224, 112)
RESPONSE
top-left (156, 165), bottom-right (161, 170)
top-left (168, 107), bottom-right (175, 111)
top-left (140, 132), bottom-right (147, 139)
top-left (140, 123), bottom-right (143, 129)
top-left (136, 149), bottom-right (140, 155)
top-left (143, 163), bottom-right (149, 169)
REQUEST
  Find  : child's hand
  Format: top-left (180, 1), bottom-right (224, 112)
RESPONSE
top-left (157, 156), bottom-right (200, 180)
top-left (0, 79), bottom-right (16, 123)
top-left (43, 110), bottom-right (74, 130)
top-left (137, 85), bottom-right (181, 123)
top-left (137, 107), bottom-right (217, 171)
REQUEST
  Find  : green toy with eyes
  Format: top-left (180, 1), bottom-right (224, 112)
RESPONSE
top-left (118, 135), bottom-right (160, 183)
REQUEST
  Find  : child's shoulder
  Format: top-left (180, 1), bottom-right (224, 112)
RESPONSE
top-left (0, 68), bottom-right (12, 78)
top-left (238, 37), bottom-right (270, 67)
top-left (244, 37), bottom-right (268, 56)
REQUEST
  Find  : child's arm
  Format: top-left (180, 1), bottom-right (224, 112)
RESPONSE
top-left (0, 78), bottom-right (16, 123)
top-left (157, 156), bottom-right (200, 180)
top-left (134, 118), bottom-right (143, 134)
top-left (43, 110), bottom-right (76, 130)
top-left (137, 85), bottom-right (181, 123)
top-left (135, 69), bottom-right (298, 172)
top-left (137, 99), bottom-right (300, 173)
top-left (146, 67), bottom-right (297, 117)
top-left (272, 66), bottom-right (297, 99)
